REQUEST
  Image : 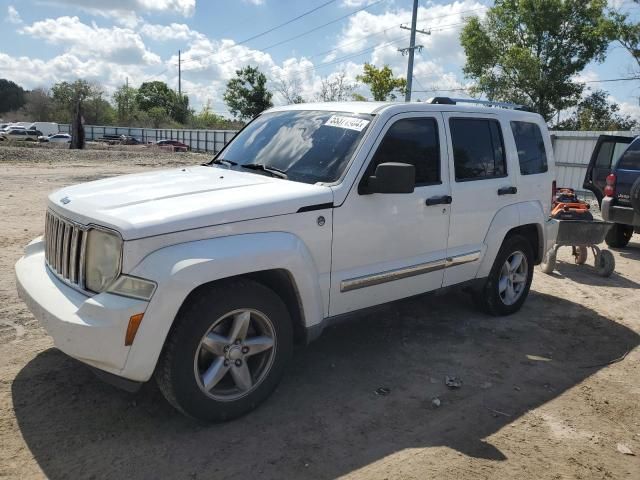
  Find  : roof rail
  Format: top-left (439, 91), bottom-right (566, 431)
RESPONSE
top-left (426, 97), bottom-right (530, 111)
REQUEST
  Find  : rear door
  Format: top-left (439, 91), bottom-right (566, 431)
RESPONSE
top-left (442, 113), bottom-right (519, 287)
top-left (583, 135), bottom-right (633, 204)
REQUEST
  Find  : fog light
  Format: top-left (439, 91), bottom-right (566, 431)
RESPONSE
top-left (125, 313), bottom-right (144, 346)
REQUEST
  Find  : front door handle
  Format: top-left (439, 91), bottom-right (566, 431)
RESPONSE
top-left (425, 195), bottom-right (452, 206)
top-left (498, 186), bottom-right (518, 195)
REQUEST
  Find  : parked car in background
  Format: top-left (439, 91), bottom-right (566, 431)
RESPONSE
top-left (41, 133), bottom-right (71, 144)
top-left (154, 139), bottom-right (190, 151)
top-left (0, 128), bottom-right (40, 141)
top-left (28, 122), bottom-right (58, 137)
top-left (16, 99), bottom-right (558, 421)
top-left (1, 124), bottom-right (26, 132)
top-left (584, 135), bottom-right (639, 247)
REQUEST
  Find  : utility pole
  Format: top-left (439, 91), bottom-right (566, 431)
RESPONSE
top-left (178, 49), bottom-right (182, 97)
top-left (398, 0), bottom-right (430, 102)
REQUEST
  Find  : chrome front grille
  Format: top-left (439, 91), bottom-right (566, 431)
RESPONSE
top-left (45, 210), bottom-right (87, 288)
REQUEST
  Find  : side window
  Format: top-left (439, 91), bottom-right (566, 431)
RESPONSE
top-left (616, 138), bottom-right (640, 171)
top-left (510, 121), bottom-right (548, 175)
top-left (366, 117), bottom-right (440, 186)
top-left (450, 118), bottom-right (506, 181)
top-left (595, 141), bottom-right (615, 168)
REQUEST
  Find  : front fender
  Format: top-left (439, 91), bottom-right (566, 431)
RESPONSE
top-left (121, 232), bottom-right (325, 382)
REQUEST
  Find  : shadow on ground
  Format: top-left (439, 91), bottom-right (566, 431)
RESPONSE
top-left (12, 291), bottom-right (639, 479)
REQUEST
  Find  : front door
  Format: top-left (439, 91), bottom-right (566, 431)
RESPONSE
top-left (330, 113), bottom-right (451, 316)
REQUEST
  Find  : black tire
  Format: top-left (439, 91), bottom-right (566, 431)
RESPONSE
top-left (474, 234), bottom-right (534, 316)
top-left (155, 279), bottom-right (293, 422)
top-left (539, 248), bottom-right (556, 274)
top-left (595, 250), bottom-right (615, 277)
top-left (605, 223), bottom-right (633, 248)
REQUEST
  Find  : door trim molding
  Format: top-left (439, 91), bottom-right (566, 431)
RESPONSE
top-left (339, 250), bottom-right (481, 293)
top-left (340, 259), bottom-right (446, 292)
top-left (445, 250), bottom-right (481, 268)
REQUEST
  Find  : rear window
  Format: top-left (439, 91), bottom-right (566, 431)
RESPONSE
top-left (510, 121), bottom-right (548, 175)
top-left (450, 118), bottom-right (506, 181)
top-left (616, 138), bottom-right (640, 171)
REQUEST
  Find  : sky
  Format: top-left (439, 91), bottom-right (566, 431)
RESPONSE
top-left (0, 0), bottom-right (639, 120)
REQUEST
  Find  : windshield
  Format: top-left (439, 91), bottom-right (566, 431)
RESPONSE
top-left (213, 110), bottom-right (373, 184)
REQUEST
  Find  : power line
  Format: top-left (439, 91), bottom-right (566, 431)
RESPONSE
top-left (180, 0), bottom-right (388, 66)
top-left (237, 0), bottom-right (338, 46)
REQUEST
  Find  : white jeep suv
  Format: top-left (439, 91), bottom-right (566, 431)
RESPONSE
top-left (16, 99), bottom-right (558, 421)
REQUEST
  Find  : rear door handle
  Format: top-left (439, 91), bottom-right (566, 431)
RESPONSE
top-left (498, 186), bottom-right (518, 195)
top-left (425, 195), bottom-right (452, 206)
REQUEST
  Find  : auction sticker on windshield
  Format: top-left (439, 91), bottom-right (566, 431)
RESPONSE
top-left (324, 115), bottom-right (370, 131)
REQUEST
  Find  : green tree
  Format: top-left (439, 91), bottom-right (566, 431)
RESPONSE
top-left (0, 79), bottom-right (26, 113)
top-left (608, 6), bottom-right (640, 78)
top-left (135, 81), bottom-right (190, 124)
top-left (135, 81), bottom-right (175, 113)
top-left (223, 65), bottom-right (273, 120)
top-left (356, 64), bottom-right (407, 101)
top-left (555, 90), bottom-right (638, 131)
top-left (21, 88), bottom-right (54, 121)
top-left (51, 79), bottom-right (98, 122)
top-left (113, 84), bottom-right (138, 124)
top-left (460, 0), bottom-right (614, 121)
top-left (84, 97), bottom-right (116, 125)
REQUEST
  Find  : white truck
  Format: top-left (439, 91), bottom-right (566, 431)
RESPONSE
top-left (16, 99), bottom-right (558, 421)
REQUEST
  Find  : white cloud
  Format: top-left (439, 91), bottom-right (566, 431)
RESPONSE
top-left (618, 101), bottom-right (640, 122)
top-left (38, 0), bottom-right (195, 17)
top-left (140, 22), bottom-right (203, 41)
top-left (5, 5), bottom-right (21, 24)
top-left (0, 52), bottom-right (146, 96)
top-left (243, 0), bottom-right (266, 5)
top-left (21, 16), bottom-right (161, 65)
top-left (340, 0), bottom-right (379, 7)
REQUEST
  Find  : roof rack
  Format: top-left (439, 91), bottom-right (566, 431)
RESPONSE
top-left (426, 97), bottom-right (530, 111)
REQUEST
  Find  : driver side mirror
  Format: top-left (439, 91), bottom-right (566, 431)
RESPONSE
top-left (363, 162), bottom-right (415, 194)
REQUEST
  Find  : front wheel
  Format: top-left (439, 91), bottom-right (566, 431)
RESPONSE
top-left (155, 280), bottom-right (293, 422)
top-left (474, 235), bottom-right (534, 316)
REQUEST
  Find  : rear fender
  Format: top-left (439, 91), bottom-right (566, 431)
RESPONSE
top-left (476, 202), bottom-right (546, 278)
top-left (122, 232), bottom-right (324, 381)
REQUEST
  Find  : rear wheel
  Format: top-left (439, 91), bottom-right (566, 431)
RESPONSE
top-left (474, 235), bottom-right (534, 316)
top-left (156, 280), bottom-right (293, 422)
top-left (605, 223), bottom-right (633, 248)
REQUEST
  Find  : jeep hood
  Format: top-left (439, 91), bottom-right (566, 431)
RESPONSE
top-left (47, 166), bottom-right (333, 239)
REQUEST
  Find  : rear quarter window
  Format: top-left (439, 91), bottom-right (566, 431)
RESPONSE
top-left (510, 121), bottom-right (548, 175)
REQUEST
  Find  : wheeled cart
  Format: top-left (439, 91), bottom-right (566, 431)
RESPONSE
top-left (540, 220), bottom-right (615, 277)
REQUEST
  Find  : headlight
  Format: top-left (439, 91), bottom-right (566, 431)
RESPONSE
top-left (84, 228), bottom-right (122, 292)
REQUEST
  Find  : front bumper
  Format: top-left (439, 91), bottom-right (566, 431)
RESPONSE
top-left (15, 238), bottom-right (149, 378)
top-left (601, 197), bottom-right (640, 226)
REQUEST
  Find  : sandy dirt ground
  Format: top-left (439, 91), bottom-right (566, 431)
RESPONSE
top-left (0, 145), bottom-right (639, 480)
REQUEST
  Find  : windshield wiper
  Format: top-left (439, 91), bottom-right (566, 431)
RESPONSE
top-left (211, 158), bottom-right (237, 167)
top-left (241, 163), bottom-right (288, 179)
